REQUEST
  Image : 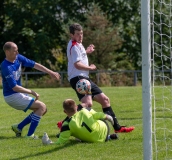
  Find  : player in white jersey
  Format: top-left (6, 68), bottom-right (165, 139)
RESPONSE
top-left (59, 23), bottom-right (134, 133)
top-left (1, 42), bottom-right (60, 138)
top-left (67, 40), bottom-right (89, 80)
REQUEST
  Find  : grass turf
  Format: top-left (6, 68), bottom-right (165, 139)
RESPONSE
top-left (0, 87), bottom-right (170, 160)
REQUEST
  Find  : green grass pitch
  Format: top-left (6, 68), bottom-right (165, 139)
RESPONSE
top-left (0, 87), bottom-right (170, 160)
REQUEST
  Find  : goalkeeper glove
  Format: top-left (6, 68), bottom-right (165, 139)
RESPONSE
top-left (106, 115), bottom-right (114, 125)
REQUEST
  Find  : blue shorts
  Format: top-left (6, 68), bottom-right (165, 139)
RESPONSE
top-left (70, 76), bottom-right (102, 101)
top-left (4, 93), bottom-right (35, 112)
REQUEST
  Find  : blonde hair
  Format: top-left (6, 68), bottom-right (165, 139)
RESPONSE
top-left (63, 99), bottom-right (77, 113)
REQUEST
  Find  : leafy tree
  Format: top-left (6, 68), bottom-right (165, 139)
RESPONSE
top-left (48, 0), bottom-right (141, 70)
top-left (110, 53), bottom-right (134, 70)
top-left (0, 0), bottom-right (141, 71)
top-left (59, 4), bottom-right (127, 70)
top-left (94, 0), bottom-right (141, 70)
top-left (82, 4), bottom-right (123, 69)
top-left (0, 0), bottom-right (5, 50)
top-left (0, 0), bottom-right (65, 70)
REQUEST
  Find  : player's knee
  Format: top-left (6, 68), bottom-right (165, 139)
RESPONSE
top-left (103, 95), bottom-right (110, 106)
top-left (42, 107), bottom-right (47, 116)
top-left (86, 101), bottom-right (93, 108)
top-left (38, 102), bottom-right (47, 115)
top-left (81, 101), bottom-right (93, 108)
top-left (105, 96), bottom-right (110, 103)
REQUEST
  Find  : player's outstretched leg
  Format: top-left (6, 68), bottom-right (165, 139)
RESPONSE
top-left (11, 124), bottom-right (22, 137)
top-left (115, 126), bottom-right (135, 133)
top-left (26, 113), bottom-right (41, 139)
top-left (11, 112), bottom-right (34, 137)
top-left (103, 107), bottom-right (135, 133)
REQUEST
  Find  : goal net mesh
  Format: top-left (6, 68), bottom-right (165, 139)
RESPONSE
top-left (152, 0), bottom-right (172, 159)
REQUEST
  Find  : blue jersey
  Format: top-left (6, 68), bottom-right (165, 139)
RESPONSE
top-left (1, 54), bottom-right (35, 96)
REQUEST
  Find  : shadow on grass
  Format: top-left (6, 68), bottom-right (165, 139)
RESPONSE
top-left (0, 134), bottom-right (60, 140)
top-left (119, 117), bottom-right (142, 120)
top-left (0, 136), bottom-right (21, 140)
top-left (9, 140), bottom-right (80, 160)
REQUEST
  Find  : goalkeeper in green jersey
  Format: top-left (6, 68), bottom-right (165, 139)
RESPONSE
top-left (42, 99), bottom-right (118, 145)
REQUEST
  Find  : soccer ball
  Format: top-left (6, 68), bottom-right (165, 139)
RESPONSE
top-left (76, 79), bottom-right (91, 95)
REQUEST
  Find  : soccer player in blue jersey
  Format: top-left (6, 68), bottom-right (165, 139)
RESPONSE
top-left (57, 23), bottom-right (134, 133)
top-left (1, 41), bottom-right (61, 139)
top-left (42, 99), bottom-right (118, 145)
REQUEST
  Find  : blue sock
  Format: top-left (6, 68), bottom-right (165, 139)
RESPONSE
top-left (18, 112), bottom-right (33, 131)
top-left (27, 114), bottom-right (41, 136)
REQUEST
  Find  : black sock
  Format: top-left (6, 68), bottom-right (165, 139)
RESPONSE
top-left (77, 104), bottom-right (83, 111)
top-left (103, 107), bottom-right (121, 130)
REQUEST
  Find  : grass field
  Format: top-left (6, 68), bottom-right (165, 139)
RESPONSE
top-left (0, 86), bottom-right (169, 160)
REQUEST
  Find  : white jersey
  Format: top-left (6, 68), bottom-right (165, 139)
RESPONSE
top-left (67, 40), bottom-right (89, 80)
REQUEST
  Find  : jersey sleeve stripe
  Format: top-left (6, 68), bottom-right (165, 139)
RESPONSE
top-left (61, 125), bottom-right (70, 132)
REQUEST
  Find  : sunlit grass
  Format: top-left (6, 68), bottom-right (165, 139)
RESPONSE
top-left (0, 87), bottom-right (171, 160)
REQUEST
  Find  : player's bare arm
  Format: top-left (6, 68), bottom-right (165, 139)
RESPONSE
top-left (12, 85), bottom-right (40, 101)
top-left (34, 63), bottom-right (61, 80)
top-left (74, 61), bottom-right (96, 71)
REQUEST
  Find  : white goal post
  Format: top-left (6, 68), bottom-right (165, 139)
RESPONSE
top-left (142, 0), bottom-right (172, 159)
top-left (141, 0), bottom-right (152, 160)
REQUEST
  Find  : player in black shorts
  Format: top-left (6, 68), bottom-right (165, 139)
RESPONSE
top-left (57, 23), bottom-right (134, 134)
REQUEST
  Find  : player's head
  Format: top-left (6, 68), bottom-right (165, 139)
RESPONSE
top-left (63, 99), bottom-right (77, 116)
top-left (3, 42), bottom-right (18, 61)
top-left (69, 23), bottom-right (83, 43)
top-left (3, 42), bottom-right (17, 52)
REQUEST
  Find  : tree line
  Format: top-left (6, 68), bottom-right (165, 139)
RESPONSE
top-left (0, 0), bottom-right (141, 72)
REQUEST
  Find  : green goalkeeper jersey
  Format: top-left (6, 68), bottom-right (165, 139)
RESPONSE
top-left (55, 108), bottom-right (108, 144)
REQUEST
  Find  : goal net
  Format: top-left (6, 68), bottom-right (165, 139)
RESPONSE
top-left (152, 0), bottom-right (172, 159)
top-left (141, 0), bottom-right (172, 160)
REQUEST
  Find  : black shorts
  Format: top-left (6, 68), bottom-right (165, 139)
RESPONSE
top-left (70, 76), bottom-right (102, 101)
